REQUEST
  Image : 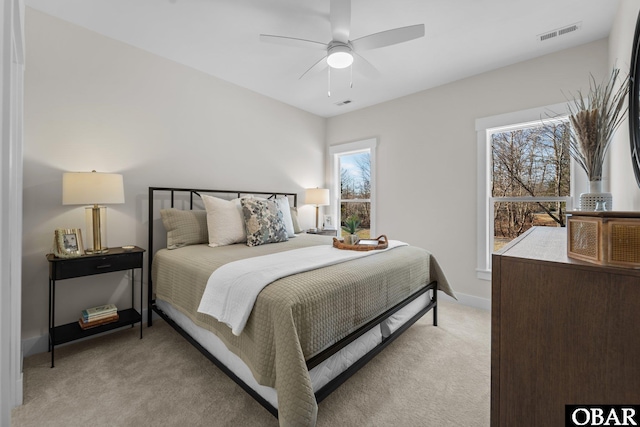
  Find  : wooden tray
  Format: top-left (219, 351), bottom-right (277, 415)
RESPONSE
top-left (332, 235), bottom-right (388, 251)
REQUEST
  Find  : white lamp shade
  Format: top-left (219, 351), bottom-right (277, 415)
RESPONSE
top-left (305, 188), bottom-right (330, 206)
top-left (62, 172), bottom-right (125, 205)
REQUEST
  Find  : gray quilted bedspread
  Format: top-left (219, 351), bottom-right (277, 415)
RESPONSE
top-left (152, 234), bottom-right (454, 426)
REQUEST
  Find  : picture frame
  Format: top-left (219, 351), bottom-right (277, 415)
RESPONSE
top-left (53, 228), bottom-right (84, 258)
top-left (323, 214), bottom-right (336, 230)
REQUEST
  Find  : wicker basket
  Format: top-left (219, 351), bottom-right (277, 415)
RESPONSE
top-left (332, 235), bottom-right (388, 251)
top-left (567, 211), bottom-right (640, 268)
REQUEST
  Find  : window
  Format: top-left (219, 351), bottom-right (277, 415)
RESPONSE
top-left (476, 104), bottom-right (577, 280)
top-left (491, 119), bottom-right (571, 251)
top-left (329, 139), bottom-right (377, 238)
top-left (338, 151), bottom-right (371, 238)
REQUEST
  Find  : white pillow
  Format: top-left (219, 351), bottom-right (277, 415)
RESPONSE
top-left (275, 197), bottom-right (296, 238)
top-left (201, 194), bottom-right (246, 247)
top-left (290, 206), bottom-right (302, 234)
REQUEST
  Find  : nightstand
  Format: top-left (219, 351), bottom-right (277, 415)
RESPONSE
top-left (306, 229), bottom-right (338, 236)
top-left (47, 246), bottom-right (145, 367)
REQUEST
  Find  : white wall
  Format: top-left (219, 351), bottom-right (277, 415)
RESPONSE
top-left (326, 39), bottom-right (609, 307)
top-left (608, 0), bottom-right (640, 209)
top-left (2, 0), bottom-right (25, 418)
top-left (22, 8), bottom-right (326, 351)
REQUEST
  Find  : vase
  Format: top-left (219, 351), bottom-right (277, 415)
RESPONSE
top-left (579, 180), bottom-right (613, 211)
top-left (345, 234), bottom-right (359, 245)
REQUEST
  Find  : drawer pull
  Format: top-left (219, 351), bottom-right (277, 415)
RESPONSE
top-left (96, 264), bottom-right (112, 269)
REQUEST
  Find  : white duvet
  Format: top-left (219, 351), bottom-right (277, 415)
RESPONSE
top-left (197, 240), bottom-right (407, 335)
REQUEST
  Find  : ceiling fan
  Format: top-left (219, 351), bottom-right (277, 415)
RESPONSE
top-left (260, 0), bottom-right (425, 92)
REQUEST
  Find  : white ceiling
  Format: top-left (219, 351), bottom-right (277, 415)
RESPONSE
top-left (25, 0), bottom-right (620, 118)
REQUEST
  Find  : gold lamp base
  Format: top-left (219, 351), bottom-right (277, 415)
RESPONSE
top-left (85, 205), bottom-right (109, 254)
top-left (85, 248), bottom-right (109, 254)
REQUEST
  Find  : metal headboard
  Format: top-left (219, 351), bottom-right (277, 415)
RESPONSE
top-left (146, 186), bottom-right (298, 325)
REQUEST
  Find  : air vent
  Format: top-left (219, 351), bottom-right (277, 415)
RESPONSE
top-left (335, 100), bottom-right (353, 106)
top-left (540, 31), bottom-right (557, 41)
top-left (538, 22), bottom-right (582, 42)
top-left (559, 24), bottom-right (579, 36)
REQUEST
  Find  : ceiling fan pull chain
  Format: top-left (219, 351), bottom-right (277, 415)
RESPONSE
top-left (327, 67), bottom-right (331, 97)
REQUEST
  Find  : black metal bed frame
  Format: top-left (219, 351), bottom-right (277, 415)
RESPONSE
top-left (147, 186), bottom-right (438, 419)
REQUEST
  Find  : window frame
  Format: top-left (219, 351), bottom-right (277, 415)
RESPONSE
top-left (329, 138), bottom-right (377, 237)
top-left (476, 103), bottom-right (576, 280)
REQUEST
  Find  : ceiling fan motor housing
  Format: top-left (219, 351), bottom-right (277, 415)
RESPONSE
top-left (327, 42), bottom-right (353, 68)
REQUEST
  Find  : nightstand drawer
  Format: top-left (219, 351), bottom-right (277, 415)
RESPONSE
top-left (50, 251), bottom-right (143, 280)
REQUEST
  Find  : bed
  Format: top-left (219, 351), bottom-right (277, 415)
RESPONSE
top-left (147, 187), bottom-right (455, 427)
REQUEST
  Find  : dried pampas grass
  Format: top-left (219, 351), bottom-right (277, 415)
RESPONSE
top-left (565, 69), bottom-right (629, 182)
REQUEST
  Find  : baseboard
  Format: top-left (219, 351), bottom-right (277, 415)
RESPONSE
top-left (439, 290), bottom-right (491, 311)
top-left (22, 308), bottom-right (158, 358)
top-left (22, 334), bottom-right (48, 359)
top-left (14, 373), bottom-right (23, 407)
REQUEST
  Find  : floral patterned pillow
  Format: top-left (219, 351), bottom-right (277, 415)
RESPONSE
top-left (241, 198), bottom-right (289, 246)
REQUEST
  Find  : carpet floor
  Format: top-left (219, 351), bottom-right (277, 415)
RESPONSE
top-left (11, 300), bottom-right (490, 426)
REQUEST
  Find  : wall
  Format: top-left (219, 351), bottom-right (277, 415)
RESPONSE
top-left (2, 0), bottom-right (25, 417)
top-left (22, 8), bottom-right (326, 353)
top-left (326, 39), bottom-right (609, 307)
top-left (608, 0), bottom-right (640, 209)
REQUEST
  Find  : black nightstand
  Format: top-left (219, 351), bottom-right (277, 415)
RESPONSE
top-left (47, 246), bottom-right (145, 367)
top-left (306, 229), bottom-right (338, 236)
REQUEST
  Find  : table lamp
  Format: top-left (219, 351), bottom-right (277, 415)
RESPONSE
top-left (62, 171), bottom-right (125, 254)
top-left (305, 188), bottom-right (330, 231)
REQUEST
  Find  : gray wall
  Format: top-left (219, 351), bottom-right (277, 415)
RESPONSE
top-left (23, 5), bottom-right (620, 353)
top-left (22, 8), bottom-right (326, 351)
top-left (326, 39), bottom-right (609, 306)
top-left (608, 0), bottom-right (640, 209)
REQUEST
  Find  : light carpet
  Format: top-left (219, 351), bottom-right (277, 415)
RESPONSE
top-left (11, 300), bottom-right (490, 426)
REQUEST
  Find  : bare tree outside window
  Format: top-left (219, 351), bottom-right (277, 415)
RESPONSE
top-left (491, 120), bottom-right (571, 250)
top-left (339, 152), bottom-right (371, 238)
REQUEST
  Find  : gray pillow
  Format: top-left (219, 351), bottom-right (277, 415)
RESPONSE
top-left (160, 209), bottom-right (208, 249)
top-left (241, 198), bottom-right (289, 247)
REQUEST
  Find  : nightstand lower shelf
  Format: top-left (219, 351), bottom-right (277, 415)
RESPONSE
top-left (50, 308), bottom-right (142, 346)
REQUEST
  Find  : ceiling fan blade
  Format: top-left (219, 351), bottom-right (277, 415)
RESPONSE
top-left (299, 55), bottom-right (328, 80)
top-left (330, 0), bottom-right (351, 43)
top-left (260, 34), bottom-right (327, 50)
top-left (351, 24), bottom-right (425, 51)
top-left (353, 53), bottom-right (380, 79)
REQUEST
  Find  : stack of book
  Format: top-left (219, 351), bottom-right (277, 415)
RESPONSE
top-left (78, 304), bottom-right (119, 330)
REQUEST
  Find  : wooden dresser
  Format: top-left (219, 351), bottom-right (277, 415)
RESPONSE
top-left (491, 227), bottom-right (640, 427)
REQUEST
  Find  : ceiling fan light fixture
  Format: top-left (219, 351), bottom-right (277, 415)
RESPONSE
top-left (327, 45), bottom-right (353, 69)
